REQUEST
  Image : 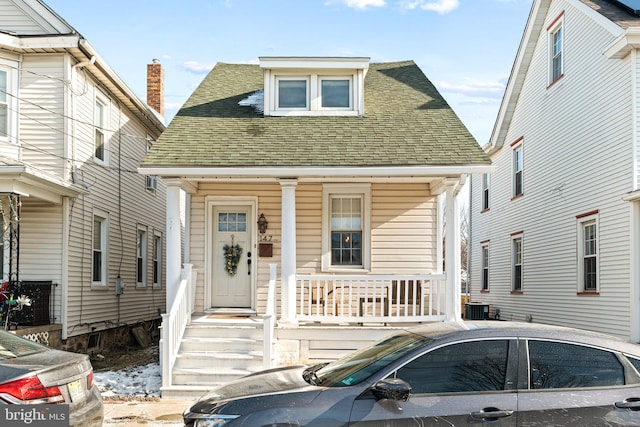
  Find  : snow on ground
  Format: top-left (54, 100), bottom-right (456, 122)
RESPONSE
top-left (94, 360), bottom-right (162, 398)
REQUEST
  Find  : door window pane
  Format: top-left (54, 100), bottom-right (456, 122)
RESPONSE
top-left (528, 340), bottom-right (624, 389)
top-left (218, 212), bottom-right (247, 233)
top-left (396, 340), bottom-right (510, 394)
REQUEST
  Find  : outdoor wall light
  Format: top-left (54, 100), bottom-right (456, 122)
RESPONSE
top-left (258, 213), bottom-right (268, 235)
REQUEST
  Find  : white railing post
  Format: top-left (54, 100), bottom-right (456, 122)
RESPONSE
top-left (159, 263), bottom-right (194, 391)
top-left (263, 264), bottom-right (277, 369)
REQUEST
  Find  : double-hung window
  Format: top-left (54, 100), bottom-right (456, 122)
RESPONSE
top-left (94, 94), bottom-right (109, 164)
top-left (512, 140), bottom-right (524, 197)
top-left (0, 59), bottom-right (18, 146)
top-left (92, 213), bottom-right (108, 286)
top-left (481, 243), bottom-right (489, 291)
top-left (512, 234), bottom-right (523, 292)
top-left (137, 226), bottom-right (148, 287)
top-left (548, 13), bottom-right (564, 85)
top-left (482, 173), bottom-right (490, 211)
top-left (322, 184), bottom-right (370, 271)
top-left (577, 211), bottom-right (598, 292)
top-left (0, 69), bottom-right (7, 139)
top-left (153, 233), bottom-right (162, 288)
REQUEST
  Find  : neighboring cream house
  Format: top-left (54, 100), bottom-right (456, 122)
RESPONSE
top-left (140, 56), bottom-right (492, 397)
top-left (470, 0), bottom-right (640, 341)
top-left (0, 0), bottom-right (166, 351)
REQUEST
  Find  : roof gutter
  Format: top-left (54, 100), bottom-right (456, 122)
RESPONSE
top-left (138, 165), bottom-right (494, 179)
top-left (76, 39), bottom-right (165, 136)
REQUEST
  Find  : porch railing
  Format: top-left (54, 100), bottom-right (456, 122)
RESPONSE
top-left (160, 264), bottom-right (196, 389)
top-left (297, 274), bottom-right (446, 323)
top-left (262, 264), bottom-right (277, 369)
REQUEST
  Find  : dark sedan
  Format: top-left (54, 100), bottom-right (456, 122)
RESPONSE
top-left (184, 321), bottom-right (640, 426)
top-left (0, 330), bottom-right (103, 426)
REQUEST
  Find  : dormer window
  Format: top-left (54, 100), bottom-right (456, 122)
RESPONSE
top-left (321, 77), bottom-right (351, 109)
top-left (277, 78), bottom-right (308, 109)
top-left (260, 57), bottom-right (368, 116)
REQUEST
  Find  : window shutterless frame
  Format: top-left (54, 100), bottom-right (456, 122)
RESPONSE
top-left (577, 211), bottom-right (598, 293)
top-left (512, 236), bottom-right (523, 292)
top-left (319, 76), bottom-right (352, 110)
top-left (275, 77), bottom-right (309, 110)
top-left (92, 212), bottom-right (109, 288)
top-left (547, 12), bottom-right (564, 86)
top-left (481, 244), bottom-right (489, 291)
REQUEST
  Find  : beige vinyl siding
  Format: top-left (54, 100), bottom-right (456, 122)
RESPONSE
top-left (65, 67), bottom-right (166, 337)
top-left (15, 200), bottom-right (63, 322)
top-left (371, 183), bottom-right (436, 273)
top-left (19, 55), bottom-right (67, 178)
top-left (190, 182), bottom-right (437, 315)
top-left (470, 0), bottom-right (633, 339)
top-left (0, 1), bottom-right (51, 34)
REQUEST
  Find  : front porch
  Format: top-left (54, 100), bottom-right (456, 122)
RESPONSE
top-left (160, 263), bottom-right (455, 398)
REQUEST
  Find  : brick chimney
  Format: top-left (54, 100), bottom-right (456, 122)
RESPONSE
top-left (147, 58), bottom-right (164, 117)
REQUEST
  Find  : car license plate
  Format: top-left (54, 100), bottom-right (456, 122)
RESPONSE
top-left (67, 379), bottom-right (84, 402)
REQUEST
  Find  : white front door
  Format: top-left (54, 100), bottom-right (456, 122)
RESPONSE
top-left (211, 206), bottom-right (253, 308)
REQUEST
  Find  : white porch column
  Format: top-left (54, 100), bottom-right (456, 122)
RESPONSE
top-left (166, 184), bottom-right (182, 313)
top-left (445, 183), bottom-right (462, 321)
top-left (279, 178), bottom-right (298, 327)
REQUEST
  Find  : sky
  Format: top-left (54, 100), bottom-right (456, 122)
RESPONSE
top-left (43, 0), bottom-right (533, 145)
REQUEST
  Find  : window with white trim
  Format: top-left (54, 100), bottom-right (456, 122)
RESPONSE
top-left (322, 184), bottom-right (370, 271)
top-left (548, 14), bottom-right (564, 84)
top-left (512, 235), bottom-right (522, 292)
top-left (513, 143), bottom-right (523, 197)
top-left (0, 69), bottom-right (7, 139)
top-left (137, 226), bottom-right (148, 287)
top-left (482, 173), bottom-right (490, 211)
top-left (0, 59), bottom-right (18, 145)
top-left (481, 243), bottom-right (489, 291)
top-left (277, 77), bottom-right (309, 109)
top-left (94, 94), bottom-right (109, 165)
top-left (153, 233), bottom-right (162, 288)
top-left (275, 75), bottom-right (354, 112)
top-left (578, 213), bottom-right (598, 292)
top-left (92, 213), bottom-right (108, 286)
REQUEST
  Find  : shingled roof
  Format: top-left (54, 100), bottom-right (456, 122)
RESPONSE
top-left (141, 60), bottom-right (489, 170)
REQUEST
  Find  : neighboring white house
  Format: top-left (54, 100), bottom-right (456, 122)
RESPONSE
top-left (0, 0), bottom-right (166, 351)
top-left (139, 56), bottom-right (492, 396)
top-left (469, 0), bottom-right (640, 341)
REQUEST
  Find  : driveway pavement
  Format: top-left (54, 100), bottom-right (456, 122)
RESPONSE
top-left (103, 397), bottom-right (195, 426)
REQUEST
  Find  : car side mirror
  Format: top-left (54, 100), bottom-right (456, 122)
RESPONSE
top-left (371, 378), bottom-right (411, 402)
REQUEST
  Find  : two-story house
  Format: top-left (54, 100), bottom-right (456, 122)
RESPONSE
top-left (0, 0), bottom-right (166, 352)
top-left (139, 56), bottom-right (492, 397)
top-left (470, 0), bottom-right (640, 342)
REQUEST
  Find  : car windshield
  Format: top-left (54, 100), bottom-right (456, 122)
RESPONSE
top-left (0, 331), bottom-right (46, 359)
top-left (314, 331), bottom-right (431, 387)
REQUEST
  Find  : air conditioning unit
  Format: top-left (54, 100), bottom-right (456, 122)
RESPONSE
top-left (465, 303), bottom-right (490, 320)
top-left (146, 175), bottom-right (157, 191)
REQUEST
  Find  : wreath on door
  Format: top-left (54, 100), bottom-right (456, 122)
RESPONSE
top-left (223, 235), bottom-right (243, 277)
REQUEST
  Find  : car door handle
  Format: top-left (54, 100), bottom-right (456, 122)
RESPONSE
top-left (470, 407), bottom-right (515, 420)
top-left (615, 398), bottom-right (640, 410)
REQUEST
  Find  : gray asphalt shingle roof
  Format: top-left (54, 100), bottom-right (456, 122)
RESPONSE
top-left (141, 60), bottom-right (490, 169)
